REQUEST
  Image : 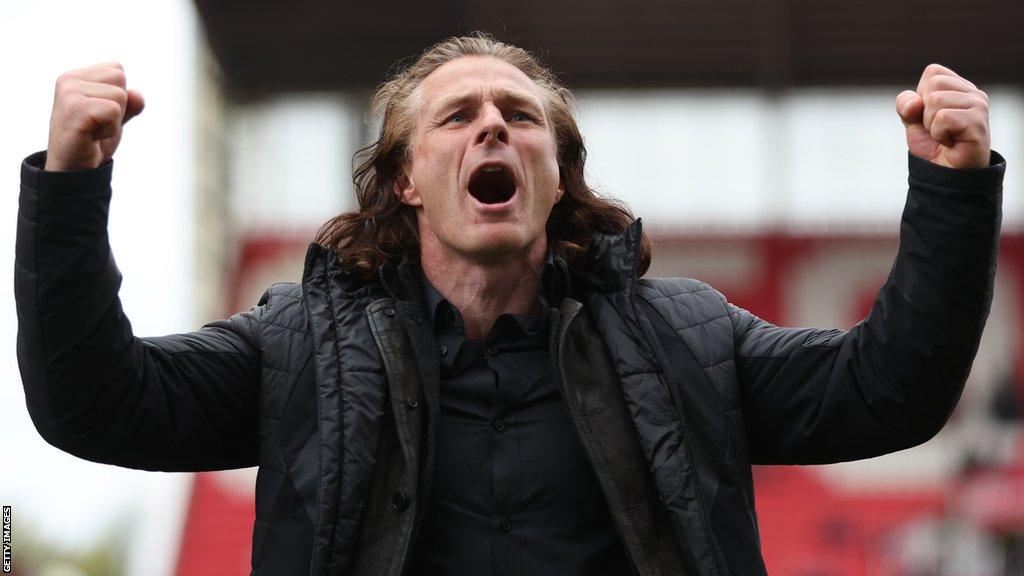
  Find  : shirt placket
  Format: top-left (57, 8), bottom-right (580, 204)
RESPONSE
top-left (486, 338), bottom-right (525, 576)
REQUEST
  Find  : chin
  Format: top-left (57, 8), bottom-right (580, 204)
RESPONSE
top-left (460, 228), bottom-right (537, 263)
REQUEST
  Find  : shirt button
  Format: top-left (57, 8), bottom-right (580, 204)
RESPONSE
top-left (406, 397), bottom-right (419, 409)
top-left (391, 491), bottom-right (410, 512)
top-left (493, 419), bottom-right (507, 433)
top-left (384, 307), bottom-right (396, 317)
top-left (486, 346), bottom-right (499, 356)
top-left (439, 344), bottom-right (448, 357)
top-left (498, 516), bottom-right (512, 532)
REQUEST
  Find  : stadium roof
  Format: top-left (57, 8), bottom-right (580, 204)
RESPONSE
top-left (193, 0), bottom-right (1024, 99)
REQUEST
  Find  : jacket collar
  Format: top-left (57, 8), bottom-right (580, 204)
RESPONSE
top-left (574, 218), bottom-right (644, 294)
top-left (304, 217), bottom-right (642, 302)
top-left (303, 243), bottom-right (331, 282)
top-left (376, 251), bottom-right (574, 308)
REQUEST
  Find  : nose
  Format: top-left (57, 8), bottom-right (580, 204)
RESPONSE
top-left (475, 104), bottom-right (508, 146)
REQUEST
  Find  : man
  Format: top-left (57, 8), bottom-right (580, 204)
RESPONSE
top-left (17, 35), bottom-right (1004, 575)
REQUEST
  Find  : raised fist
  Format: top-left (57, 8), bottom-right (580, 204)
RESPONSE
top-left (896, 64), bottom-right (990, 170)
top-left (44, 62), bottom-right (145, 172)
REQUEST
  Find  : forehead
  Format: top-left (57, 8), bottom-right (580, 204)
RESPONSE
top-left (417, 56), bottom-right (546, 112)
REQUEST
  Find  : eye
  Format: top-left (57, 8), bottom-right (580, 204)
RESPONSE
top-left (444, 112), bottom-right (467, 124)
top-left (509, 111), bottom-right (535, 122)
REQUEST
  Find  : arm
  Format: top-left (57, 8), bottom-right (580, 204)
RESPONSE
top-left (16, 152), bottom-right (262, 471)
top-left (735, 63), bottom-right (1003, 464)
top-left (735, 151), bottom-right (1003, 464)
top-left (16, 62), bottom-right (261, 472)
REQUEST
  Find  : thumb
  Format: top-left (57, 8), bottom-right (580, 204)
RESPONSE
top-left (123, 89), bottom-right (145, 124)
top-left (896, 90), bottom-right (923, 127)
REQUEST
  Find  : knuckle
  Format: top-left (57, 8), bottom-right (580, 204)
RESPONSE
top-left (111, 86), bottom-right (128, 105)
top-left (88, 99), bottom-right (120, 122)
top-left (90, 103), bottom-right (122, 130)
top-left (55, 72), bottom-right (74, 92)
top-left (64, 93), bottom-right (88, 114)
top-left (107, 68), bottom-right (127, 87)
top-left (102, 98), bottom-right (122, 115)
top-left (57, 77), bottom-right (85, 101)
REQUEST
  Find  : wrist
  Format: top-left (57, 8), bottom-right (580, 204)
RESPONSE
top-left (43, 151), bottom-right (100, 172)
top-left (22, 151), bottom-right (114, 194)
top-left (908, 150), bottom-right (1005, 191)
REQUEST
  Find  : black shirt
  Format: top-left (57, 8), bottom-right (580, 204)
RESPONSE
top-left (406, 267), bottom-right (632, 576)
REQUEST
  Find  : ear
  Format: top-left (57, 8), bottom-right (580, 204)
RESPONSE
top-left (554, 169), bottom-right (565, 204)
top-left (394, 168), bottom-right (422, 207)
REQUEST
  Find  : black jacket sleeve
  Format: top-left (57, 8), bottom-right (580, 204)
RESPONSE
top-left (735, 152), bottom-right (1005, 465)
top-left (15, 151), bottom-right (261, 472)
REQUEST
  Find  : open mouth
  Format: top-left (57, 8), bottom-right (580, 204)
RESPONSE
top-left (468, 165), bottom-right (517, 205)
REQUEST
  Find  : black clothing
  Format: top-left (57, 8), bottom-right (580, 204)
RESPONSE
top-left (16, 149), bottom-right (1005, 576)
top-left (408, 275), bottom-right (631, 575)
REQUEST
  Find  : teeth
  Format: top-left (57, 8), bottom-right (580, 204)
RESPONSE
top-left (481, 166), bottom-right (503, 173)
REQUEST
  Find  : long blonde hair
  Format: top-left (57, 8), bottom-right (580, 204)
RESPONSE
top-left (315, 32), bottom-right (651, 279)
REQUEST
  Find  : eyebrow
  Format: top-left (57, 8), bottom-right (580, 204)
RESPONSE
top-left (430, 87), bottom-right (546, 117)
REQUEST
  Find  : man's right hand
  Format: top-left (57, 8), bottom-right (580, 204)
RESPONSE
top-left (44, 62), bottom-right (145, 172)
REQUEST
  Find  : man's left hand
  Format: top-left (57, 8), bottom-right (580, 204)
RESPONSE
top-left (896, 64), bottom-right (990, 169)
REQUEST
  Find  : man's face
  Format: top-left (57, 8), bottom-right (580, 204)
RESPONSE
top-left (398, 56), bottom-right (564, 264)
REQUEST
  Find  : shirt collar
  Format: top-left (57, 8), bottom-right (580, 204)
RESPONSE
top-left (419, 253), bottom-right (565, 337)
top-left (421, 271), bottom-right (455, 332)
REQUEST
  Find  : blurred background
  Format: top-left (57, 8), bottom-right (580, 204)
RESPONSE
top-left (2, 0), bottom-right (1024, 574)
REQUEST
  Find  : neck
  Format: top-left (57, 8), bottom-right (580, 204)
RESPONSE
top-left (420, 239), bottom-right (548, 340)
